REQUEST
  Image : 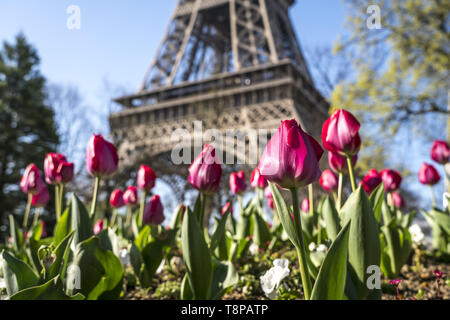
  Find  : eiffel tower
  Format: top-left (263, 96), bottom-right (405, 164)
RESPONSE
top-left (109, 0), bottom-right (329, 200)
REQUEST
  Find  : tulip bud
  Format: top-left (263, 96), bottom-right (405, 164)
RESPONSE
top-left (31, 186), bottom-right (50, 208)
top-left (361, 169), bottom-right (382, 194)
top-left (418, 163), bottom-right (440, 186)
top-left (250, 168), bottom-right (268, 189)
top-left (86, 134), bottom-right (119, 177)
top-left (301, 198), bottom-right (309, 213)
top-left (143, 195), bottom-right (165, 225)
top-left (123, 186), bottom-right (138, 206)
top-left (93, 219), bottom-right (104, 235)
top-left (20, 164), bottom-right (45, 195)
top-left (431, 140), bottom-right (450, 164)
top-left (319, 169), bottom-right (338, 192)
top-left (268, 198), bottom-right (274, 209)
top-left (380, 169), bottom-right (402, 192)
top-left (44, 153), bottom-right (66, 184)
top-left (110, 189), bottom-right (125, 208)
top-left (188, 144), bottom-right (222, 194)
top-left (328, 151), bottom-right (357, 174)
top-left (264, 186), bottom-right (273, 199)
top-left (222, 202), bottom-right (233, 215)
top-left (229, 170), bottom-right (247, 195)
top-left (388, 191), bottom-right (405, 209)
top-left (137, 164), bottom-right (157, 191)
top-left (321, 109), bottom-right (361, 157)
top-left (258, 119), bottom-right (323, 189)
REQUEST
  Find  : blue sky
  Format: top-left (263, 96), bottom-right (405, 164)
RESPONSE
top-left (0, 1), bottom-right (445, 210)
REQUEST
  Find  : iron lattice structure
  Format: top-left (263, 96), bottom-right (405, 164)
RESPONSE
top-left (109, 0), bottom-right (329, 201)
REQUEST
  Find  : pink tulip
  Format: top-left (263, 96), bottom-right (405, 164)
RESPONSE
top-left (188, 144), bottom-right (222, 194)
top-left (301, 198), bottom-right (310, 213)
top-left (319, 169), bottom-right (338, 192)
top-left (250, 168), bottom-right (268, 189)
top-left (361, 169), bottom-right (382, 194)
top-left (56, 161), bottom-right (74, 184)
top-left (264, 186), bottom-right (272, 199)
top-left (123, 186), bottom-right (138, 206)
top-left (143, 195), bottom-right (165, 225)
top-left (321, 109), bottom-right (361, 157)
top-left (258, 119), bottom-right (323, 189)
top-left (431, 140), bottom-right (450, 164)
top-left (268, 198), bottom-right (274, 209)
top-left (389, 191), bottom-right (405, 209)
top-left (31, 186), bottom-right (50, 208)
top-left (86, 134), bottom-right (119, 177)
top-left (380, 169), bottom-right (402, 192)
top-left (418, 163), bottom-right (440, 186)
top-left (222, 202), bottom-right (233, 215)
top-left (20, 164), bottom-right (45, 195)
top-left (328, 151), bottom-right (357, 174)
top-left (137, 164), bottom-right (157, 191)
top-left (93, 219), bottom-right (104, 235)
top-left (110, 189), bottom-right (125, 208)
top-left (44, 153), bottom-right (66, 184)
top-left (229, 170), bottom-right (247, 195)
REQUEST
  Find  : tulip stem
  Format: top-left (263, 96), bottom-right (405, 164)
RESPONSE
top-left (290, 188), bottom-right (312, 300)
top-left (32, 207), bottom-right (41, 227)
top-left (55, 185), bottom-right (60, 222)
top-left (430, 186), bottom-right (436, 208)
top-left (199, 193), bottom-right (206, 229)
top-left (346, 156), bottom-right (357, 192)
top-left (90, 177), bottom-right (101, 219)
top-left (125, 206), bottom-right (132, 228)
top-left (111, 208), bottom-right (117, 226)
top-left (139, 190), bottom-right (147, 227)
top-left (337, 173), bottom-right (343, 211)
top-left (23, 193), bottom-right (32, 229)
top-left (308, 184), bottom-right (314, 217)
top-left (238, 195), bottom-right (243, 213)
top-left (59, 184), bottom-right (64, 218)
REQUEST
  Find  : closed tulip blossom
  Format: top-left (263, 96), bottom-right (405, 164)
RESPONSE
top-left (268, 198), bottom-right (274, 209)
top-left (250, 168), bottom-right (268, 189)
top-left (361, 169), bottom-right (382, 194)
top-left (321, 109), bottom-right (361, 157)
top-left (137, 164), bottom-right (157, 191)
top-left (328, 151), bottom-right (357, 174)
top-left (56, 161), bottom-right (74, 184)
top-left (44, 153), bottom-right (65, 184)
top-left (20, 164), bottom-right (45, 195)
top-left (110, 189), bottom-right (125, 208)
top-left (31, 187), bottom-right (50, 208)
top-left (381, 169), bottom-right (402, 192)
top-left (389, 191), bottom-right (405, 209)
top-left (86, 134), bottom-right (119, 177)
top-left (229, 170), bottom-right (247, 195)
top-left (188, 144), bottom-right (222, 195)
top-left (123, 186), bottom-right (138, 206)
top-left (301, 198), bottom-right (310, 213)
top-left (93, 219), bottom-right (104, 235)
top-left (319, 169), bottom-right (338, 193)
top-left (258, 119), bottom-right (323, 190)
top-left (418, 163), bottom-right (440, 186)
top-left (264, 186), bottom-right (272, 199)
top-left (431, 140), bottom-right (450, 164)
top-left (143, 195), bottom-right (165, 225)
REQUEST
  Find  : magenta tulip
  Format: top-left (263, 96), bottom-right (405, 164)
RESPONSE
top-left (321, 109), bottom-right (361, 157)
top-left (268, 198), bottom-right (274, 209)
top-left (389, 191), bottom-right (405, 209)
top-left (31, 186), bottom-right (50, 208)
top-left (56, 161), bottom-right (74, 184)
top-left (431, 140), bottom-right (450, 164)
top-left (250, 168), bottom-right (268, 189)
top-left (301, 198), bottom-right (310, 213)
top-left (44, 153), bottom-right (66, 184)
top-left (328, 151), bottom-right (357, 174)
top-left (380, 169), bottom-right (402, 192)
top-left (222, 202), bottom-right (233, 215)
top-left (188, 144), bottom-right (222, 195)
top-left (93, 219), bottom-right (104, 235)
top-left (229, 170), bottom-right (247, 195)
top-left (264, 186), bottom-right (272, 199)
top-left (20, 164), bottom-right (45, 195)
top-left (110, 189), bottom-right (125, 208)
top-left (361, 169), bottom-right (382, 194)
top-left (258, 119), bottom-right (323, 189)
top-left (143, 195), bottom-right (165, 225)
top-left (123, 186), bottom-right (138, 206)
top-left (86, 134), bottom-right (119, 177)
top-left (418, 163), bottom-right (440, 186)
top-left (319, 169), bottom-right (338, 192)
top-left (137, 164), bottom-right (157, 191)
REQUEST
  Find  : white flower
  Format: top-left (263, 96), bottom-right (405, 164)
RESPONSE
top-left (260, 259), bottom-right (290, 299)
top-left (0, 278), bottom-right (5, 289)
top-left (308, 242), bottom-right (317, 252)
top-left (156, 259), bottom-right (165, 274)
top-left (249, 243), bottom-right (259, 255)
top-left (169, 256), bottom-right (183, 273)
top-left (443, 193), bottom-right (450, 212)
top-left (316, 244), bottom-right (328, 252)
top-left (119, 248), bottom-right (130, 267)
top-left (409, 224), bottom-right (424, 244)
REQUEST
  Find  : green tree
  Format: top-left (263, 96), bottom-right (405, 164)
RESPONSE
top-left (0, 34), bottom-right (59, 228)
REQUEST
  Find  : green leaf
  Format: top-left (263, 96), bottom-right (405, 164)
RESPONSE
top-left (10, 276), bottom-right (84, 300)
top-left (180, 273), bottom-right (193, 300)
top-left (322, 196), bottom-right (341, 241)
top-left (340, 186), bottom-right (381, 300)
top-left (210, 209), bottom-right (230, 253)
top-left (70, 194), bottom-right (93, 247)
top-left (129, 243), bottom-right (151, 288)
top-left (311, 222), bottom-right (350, 300)
top-left (46, 231), bottom-right (74, 281)
top-left (8, 215), bottom-right (23, 252)
top-left (369, 183), bottom-right (384, 223)
top-left (181, 207), bottom-right (212, 300)
top-left (1, 250), bottom-right (39, 296)
top-left (251, 209), bottom-right (271, 246)
top-left (431, 209), bottom-right (450, 234)
top-left (209, 259), bottom-right (239, 300)
top-left (135, 225), bottom-right (151, 251)
top-left (54, 207), bottom-right (71, 247)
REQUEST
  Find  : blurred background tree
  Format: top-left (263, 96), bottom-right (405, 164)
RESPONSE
top-left (0, 33), bottom-right (59, 228)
